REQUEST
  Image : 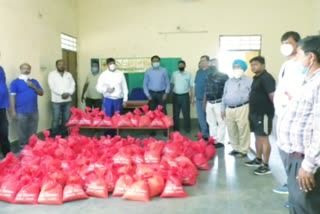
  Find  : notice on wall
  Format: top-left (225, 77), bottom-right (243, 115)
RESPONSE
top-left (100, 58), bottom-right (151, 73)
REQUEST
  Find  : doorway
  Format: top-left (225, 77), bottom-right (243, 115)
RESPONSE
top-left (62, 49), bottom-right (78, 107)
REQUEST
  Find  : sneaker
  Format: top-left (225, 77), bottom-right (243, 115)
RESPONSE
top-left (254, 164), bottom-right (272, 175)
top-left (245, 158), bottom-right (262, 167)
top-left (214, 143), bottom-right (224, 149)
top-left (235, 153), bottom-right (247, 158)
top-left (284, 201), bottom-right (292, 208)
top-left (273, 184), bottom-right (289, 194)
top-left (229, 150), bottom-right (239, 156)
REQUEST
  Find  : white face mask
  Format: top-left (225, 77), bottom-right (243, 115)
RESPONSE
top-left (19, 74), bottom-right (30, 82)
top-left (152, 62), bottom-right (160, 68)
top-left (108, 64), bottom-right (116, 71)
top-left (233, 68), bottom-right (244, 79)
top-left (280, 44), bottom-right (294, 57)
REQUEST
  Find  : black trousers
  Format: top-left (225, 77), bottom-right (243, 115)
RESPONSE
top-left (288, 155), bottom-right (320, 214)
top-left (85, 98), bottom-right (103, 110)
top-left (0, 109), bottom-right (11, 157)
top-left (148, 90), bottom-right (167, 114)
top-left (172, 93), bottom-right (191, 132)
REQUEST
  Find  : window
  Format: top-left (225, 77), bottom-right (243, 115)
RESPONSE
top-left (61, 33), bottom-right (77, 52)
top-left (219, 35), bottom-right (261, 51)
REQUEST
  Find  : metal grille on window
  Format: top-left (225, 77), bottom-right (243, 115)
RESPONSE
top-left (219, 35), bottom-right (261, 51)
top-left (61, 34), bottom-right (77, 52)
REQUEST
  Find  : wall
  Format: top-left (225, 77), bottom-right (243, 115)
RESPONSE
top-left (0, 0), bottom-right (78, 141)
top-left (76, 0), bottom-right (315, 117)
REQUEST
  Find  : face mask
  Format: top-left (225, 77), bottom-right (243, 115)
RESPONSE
top-left (298, 55), bottom-right (313, 75)
top-left (280, 44), bottom-right (294, 57)
top-left (233, 68), bottom-right (244, 79)
top-left (20, 74), bottom-right (30, 82)
top-left (92, 67), bottom-right (99, 73)
top-left (178, 67), bottom-right (185, 72)
top-left (109, 64), bottom-right (116, 71)
top-left (152, 62), bottom-right (160, 68)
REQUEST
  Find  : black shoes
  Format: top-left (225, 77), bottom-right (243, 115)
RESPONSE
top-left (229, 150), bottom-right (239, 156)
top-left (245, 158), bottom-right (262, 167)
top-left (254, 164), bottom-right (271, 175)
top-left (214, 142), bottom-right (224, 149)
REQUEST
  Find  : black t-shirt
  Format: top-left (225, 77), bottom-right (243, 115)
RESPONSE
top-left (249, 71), bottom-right (275, 115)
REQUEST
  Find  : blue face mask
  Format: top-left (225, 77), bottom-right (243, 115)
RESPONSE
top-left (298, 55), bottom-right (312, 75)
top-left (91, 67), bottom-right (99, 73)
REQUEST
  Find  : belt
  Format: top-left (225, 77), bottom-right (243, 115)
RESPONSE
top-left (228, 101), bottom-right (249, 109)
top-left (173, 93), bottom-right (189, 96)
top-left (149, 90), bottom-right (165, 93)
top-left (208, 99), bottom-right (222, 104)
top-left (290, 152), bottom-right (305, 159)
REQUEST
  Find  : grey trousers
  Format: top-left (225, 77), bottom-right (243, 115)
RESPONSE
top-left (17, 112), bottom-right (38, 149)
top-left (288, 156), bottom-right (320, 214)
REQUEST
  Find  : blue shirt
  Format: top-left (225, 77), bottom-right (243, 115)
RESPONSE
top-left (143, 67), bottom-right (170, 97)
top-left (195, 68), bottom-right (211, 100)
top-left (10, 79), bottom-right (42, 113)
top-left (0, 67), bottom-right (9, 109)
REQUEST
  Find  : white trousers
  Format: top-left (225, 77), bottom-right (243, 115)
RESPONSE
top-left (206, 102), bottom-right (226, 143)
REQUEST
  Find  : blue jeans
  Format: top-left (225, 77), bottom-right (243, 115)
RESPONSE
top-left (196, 100), bottom-right (209, 138)
top-left (103, 97), bottom-right (123, 136)
top-left (51, 102), bottom-right (72, 137)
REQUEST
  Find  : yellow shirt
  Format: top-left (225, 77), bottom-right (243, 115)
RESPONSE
top-left (86, 72), bottom-right (103, 99)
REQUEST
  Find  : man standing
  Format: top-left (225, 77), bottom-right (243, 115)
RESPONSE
top-left (273, 31), bottom-right (303, 202)
top-left (81, 61), bottom-right (103, 109)
top-left (245, 56), bottom-right (275, 175)
top-left (0, 66), bottom-right (11, 157)
top-left (96, 58), bottom-right (128, 136)
top-left (143, 55), bottom-right (170, 114)
top-left (171, 60), bottom-right (193, 133)
top-left (278, 35), bottom-right (320, 214)
top-left (194, 55), bottom-right (211, 140)
top-left (203, 63), bottom-right (229, 148)
top-left (48, 59), bottom-right (75, 137)
top-left (221, 60), bottom-right (252, 157)
top-left (9, 63), bottom-right (43, 149)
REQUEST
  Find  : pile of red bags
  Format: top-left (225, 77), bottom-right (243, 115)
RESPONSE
top-left (67, 105), bottom-right (173, 129)
top-left (0, 130), bottom-right (216, 205)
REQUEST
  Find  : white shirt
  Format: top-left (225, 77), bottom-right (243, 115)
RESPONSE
top-left (96, 69), bottom-right (128, 102)
top-left (48, 70), bottom-right (75, 103)
top-left (274, 59), bottom-right (305, 117)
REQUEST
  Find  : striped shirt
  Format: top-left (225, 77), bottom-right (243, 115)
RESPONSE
top-left (277, 68), bottom-right (320, 173)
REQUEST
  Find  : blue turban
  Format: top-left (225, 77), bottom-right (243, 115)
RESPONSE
top-left (232, 59), bottom-right (248, 71)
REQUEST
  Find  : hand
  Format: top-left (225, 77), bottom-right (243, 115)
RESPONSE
top-left (61, 93), bottom-right (70, 99)
top-left (162, 94), bottom-right (167, 101)
top-left (106, 87), bottom-right (115, 93)
top-left (122, 102), bottom-right (127, 108)
top-left (221, 112), bottom-right (226, 120)
top-left (27, 80), bottom-right (35, 89)
top-left (148, 96), bottom-right (152, 101)
top-left (297, 167), bottom-right (316, 192)
top-left (202, 101), bottom-right (206, 111)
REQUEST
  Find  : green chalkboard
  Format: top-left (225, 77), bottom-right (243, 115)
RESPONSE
top-left (124, 57), bottom-right (181, 94)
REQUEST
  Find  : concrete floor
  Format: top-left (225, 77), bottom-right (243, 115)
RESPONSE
top-left (0, 121), bottom-right (289, 214)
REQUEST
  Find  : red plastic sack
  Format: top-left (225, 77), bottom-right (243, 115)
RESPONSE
top-left (192, 153), bottom-right (210, 170)
top-left (66, 108), bottom-right (80, 127)
top-left (98, 113), bottom-right (113, 127)
top-left (205, 145), bottom-right (216, 160)
top-left (85, 174), bottom-right (108, 198)
top-left (14, 183), bottom-right (40, 204)
top-left (162, 115), bottom-right (173, 128)
top-left (147, 175), bottom-right (165, 197)
top-left (63, 184), bottom-right (88, 202)
top-left (138, 115), bottom-right (151, 127)
top-left (144, 150), bottom-right (161, 164)
top-left (160, 175), bottom-right (188, 198)
top-left (0, 177), bottom-right (21, 203)
top-left (135, 164), bottom-right (155, 179)
top-left (113, 152), bottom-right (132, 165)
top-left (122, 180), bottom-right (149, 202)
top-left (112, 175), bottom-right (133, 197)
top-left (105, 170), bottom-right (118, 193)
top-left (38, 181), bottom-right (63, 205)
top-left (150, 117), bottom-right (165, 128)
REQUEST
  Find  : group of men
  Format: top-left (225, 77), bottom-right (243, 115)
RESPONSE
top-left (0, 31), bottom-right (320, 213)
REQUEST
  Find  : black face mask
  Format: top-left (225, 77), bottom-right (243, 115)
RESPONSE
top-left (178, 67), bottom-right (185, 71)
